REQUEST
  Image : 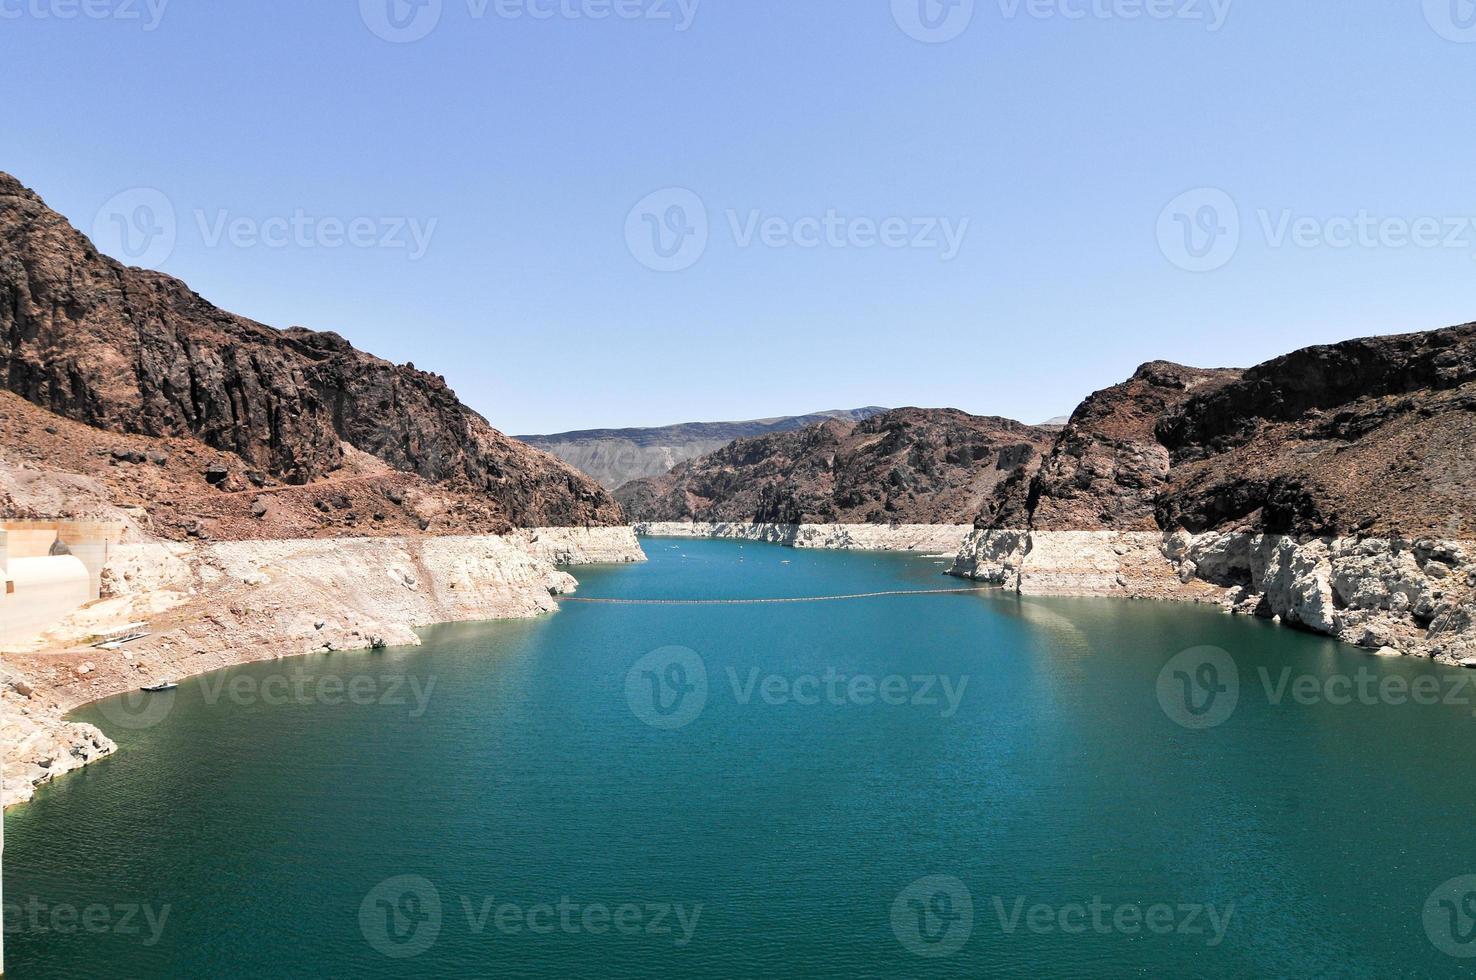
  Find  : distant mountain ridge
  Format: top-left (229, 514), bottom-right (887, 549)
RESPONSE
top-left (519, 408), bottom-right (888, 489)
top-left (614, 408), bottom-right (1057, 525)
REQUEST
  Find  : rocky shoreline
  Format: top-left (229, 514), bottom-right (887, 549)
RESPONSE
top-left (634, 521), bottom-right (975, 553)
top-left (1, 527), bottom-right (646, 808)
top-left (636, 521), bottom-right (1476, 664)
top-left (949, 529), bottom-right (1476, 665)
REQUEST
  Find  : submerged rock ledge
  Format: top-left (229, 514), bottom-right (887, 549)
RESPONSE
top-left (1, 527), bottom-right (645, 808)
top-left (949, 529), bottom-right (1476, 665)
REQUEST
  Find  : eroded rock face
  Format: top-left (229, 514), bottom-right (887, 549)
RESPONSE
top-left (949, 323), bottom-right (1476, 662)
top-left (1156, 323), bottom-right (1476, 537)
top-left (633, 521), bottom-right (975, 553)
top-left (1242, 535), bottom-right (1476, 660)
top-left (1021, 361), bottom-right (1242, 532)
top-left (616, 408), bottom-right (1056, 526)
top-left (0, 173), bottom-right (623, 529)
top-left (2, 668), bottom-right (116, 807)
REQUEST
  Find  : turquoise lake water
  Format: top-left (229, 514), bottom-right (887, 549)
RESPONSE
top-left (5, 537), bottom-right (1476, 977)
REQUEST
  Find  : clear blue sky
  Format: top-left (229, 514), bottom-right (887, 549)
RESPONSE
top-left (5, 1), bottom-right (1475, 434)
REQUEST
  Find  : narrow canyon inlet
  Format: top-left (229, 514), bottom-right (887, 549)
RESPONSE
top-left (5, 540), bottom-right (1473, 978)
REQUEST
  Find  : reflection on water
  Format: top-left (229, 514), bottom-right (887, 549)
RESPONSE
top-left (5, 538), bottom-right (1474, 978)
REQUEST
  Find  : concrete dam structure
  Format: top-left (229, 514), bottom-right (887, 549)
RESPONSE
top-left (0, 520), bottom-right (125, 646)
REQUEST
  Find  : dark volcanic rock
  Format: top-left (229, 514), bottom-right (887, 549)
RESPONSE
top-left (993, 323), bottom-right (1476, 540)
top-left (0, 172), bottom-right (622, 528)
top-left (1157, 324), bottom-right (1476, 457)
top-left (616, 408), bottom-right (1056, 525)
top-left (519, 408), bottom-right (890, 489)
top-left (1154, 323), bottom-right (1476, 537)
top-left (1020, 361), bottom-right (1242, 532)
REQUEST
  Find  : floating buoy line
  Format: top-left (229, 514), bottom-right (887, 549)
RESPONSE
top-left (555, 588), bottom-right (993, 606)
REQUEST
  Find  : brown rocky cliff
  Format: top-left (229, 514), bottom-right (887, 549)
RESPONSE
top-left (1155, 323), bottom-right (1476, 537)
top-left (987, 322), bottom-right (1476, 540)
top-left (1013, 361), bottom-right (1242, 532)
top-left (616, 408), bottom-right (1056, 525)
top-left (0, 172), bottom-right (623, 528)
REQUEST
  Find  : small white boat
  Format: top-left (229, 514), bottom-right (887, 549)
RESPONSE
top-left (140, 681), bottom-right (177, 693)
top-left (1460, 658), bottom-right (1476, 670)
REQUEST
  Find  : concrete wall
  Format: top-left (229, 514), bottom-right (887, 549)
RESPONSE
top-left (0, 521), bottom-right (126, 645)
top-left (3, 527), bottom-right (58, 558)
top-left (0, 555), bottom-right (92, 645)
top-left (1, 520), bottom-right (124, 599)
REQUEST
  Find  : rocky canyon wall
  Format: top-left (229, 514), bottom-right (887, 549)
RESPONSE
top-left (947, 322), bottom-right (1476, 664)
top-left (635, 521), bottom-right (974, 553)
top-left (949, 529), bottom-right (1476, 664)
